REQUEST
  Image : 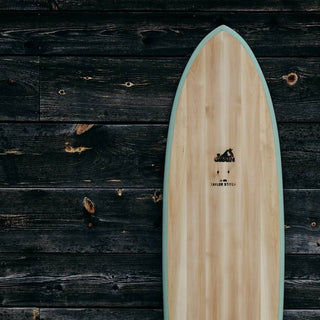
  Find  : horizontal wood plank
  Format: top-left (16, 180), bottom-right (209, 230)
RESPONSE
top-left (40, 308), bottom-right (162, 320)
top-left (0, 0), bottom-right (320, 11)
top-left (286, 255), bottom-right (320, 279)
top-left (0, 123), bottom-right (319, 188)
top-left (0, 124), bottom-right (165, 188)
top-left (42, 0), bottom-right (320, 11)
top-left (0, 57), bottom-right (39, 121)
top-left (0, 253), bottom-right (318, 307)
top-left (285, 280), bottom-right (320, 309)
top-left (0, 254), bottom-right (161, 307)
top-left (40, 57), bottom-right (320, 123)
top-left (284, 310), bottom-right (320, 319)
top-left (0, 189), bottom-right (319, 253)
top-left (0, 308), bottom-right (318, 320)
top-left (0, 56), bottom-right (317, 123)
top-left (0, 188), bottom-right (162, 253)
top-left (0, 12), bottom-right (319, 56)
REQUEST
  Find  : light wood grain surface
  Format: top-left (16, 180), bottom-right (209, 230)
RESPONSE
top-left (167, 30), bottom-right (281, 320)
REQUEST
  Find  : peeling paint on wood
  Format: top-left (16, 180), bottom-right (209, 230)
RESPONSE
top-left (75, 124), bottom-right (94, 135)
top-left (65, 143), bottom-right (92, 154)
top-left (0, 149), bottom-right (23, 155)
top-left (152, 190), bottom-right (162, 203)
top-left (83, 197), bottom-right (95, 214)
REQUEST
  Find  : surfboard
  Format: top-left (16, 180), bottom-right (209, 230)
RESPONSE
top-left (163, 25), bottom-right (284, 320)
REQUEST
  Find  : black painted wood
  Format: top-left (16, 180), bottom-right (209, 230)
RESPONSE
top-left (39, 56), bottom-right (182, 123)
top-left (1, 0), bottom-right (320, 11)
top-left (284, 310), bottom-right (320, 320)
top-left (285, 280), bottom-right (320, 309)
top-left (0, 1), bottom-right (48, 10)
top-left (0, 253), bottom-right (162, 307)
top-left (0, 124), bottom-right (165, 187)
top-left (285, 190), bottom-right (320, 254)
top-left (0, 57), bottom-right (39, 121)
top-left (39, 57), bottom-right (320, 123)
top-left (0, 123), bottom-right (319, 188)
top-left (0, 253), bottom-right (318, 308)
top-left (286, 255), bottom-right (320, 279)
top-left (0, 12), bottom-right (319, 56)
top-left (0, 188), bottom-right (162, 253)
top-left (40, 308), bottom-right (162, 320)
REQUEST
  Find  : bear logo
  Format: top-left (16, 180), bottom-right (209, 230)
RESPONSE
top-left (214, 148), bottom-right (235, 162)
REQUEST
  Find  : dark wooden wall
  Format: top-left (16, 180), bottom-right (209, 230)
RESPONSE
top-left (0, 1), bottom-right (319, 319)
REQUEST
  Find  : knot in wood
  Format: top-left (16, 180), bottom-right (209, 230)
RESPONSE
top-left (283, 73), bottom-right (298, 86)
top-left (123, 81), bottom-right (134, 88)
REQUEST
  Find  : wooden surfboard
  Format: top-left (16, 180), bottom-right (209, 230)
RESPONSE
top-left (163, 25), bottom-right (284, 320)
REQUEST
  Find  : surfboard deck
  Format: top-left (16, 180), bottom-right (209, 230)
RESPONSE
top-left (163, 25), bottom-right (284, 320)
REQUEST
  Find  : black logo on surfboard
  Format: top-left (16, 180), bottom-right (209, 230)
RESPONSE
top-left (214, 148), bottom-right (235, 162)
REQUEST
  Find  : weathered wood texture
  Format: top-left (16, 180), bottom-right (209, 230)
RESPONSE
top-left (0, 123), bottom-right (319, 188)
top-left (0, 308), bottom-right (318, 320)
top-left (0, 124), bottom-right (165, 187)
top-left (40, 57), bottom-right (320, 123)
top-left (0, 189), bottom-right (318, 254)
top-left (0, 13), bottom-right (319, 56)
top-left (0, 56), bottom-right (317, 122)
top-left (0, 57), bottom-right (39, 121)
top-left (283, 310), bottom-right (320, 320)
top-left (285, 190), bottom-right (320, 254)
top-left (0, 2), bottom-right (318, 318)
top-left (40, 308), bottom-right (162, 320)
top-left (0, 254), bottom-right (162, 307)
top-left (286, 255), bottom-right (320, 279)
top-left (0, 253), bottom-right (318, 308)
top-left (0, 188), bottom-right (162, 253)
top-left (1, 0), bottom-right (320, 11)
